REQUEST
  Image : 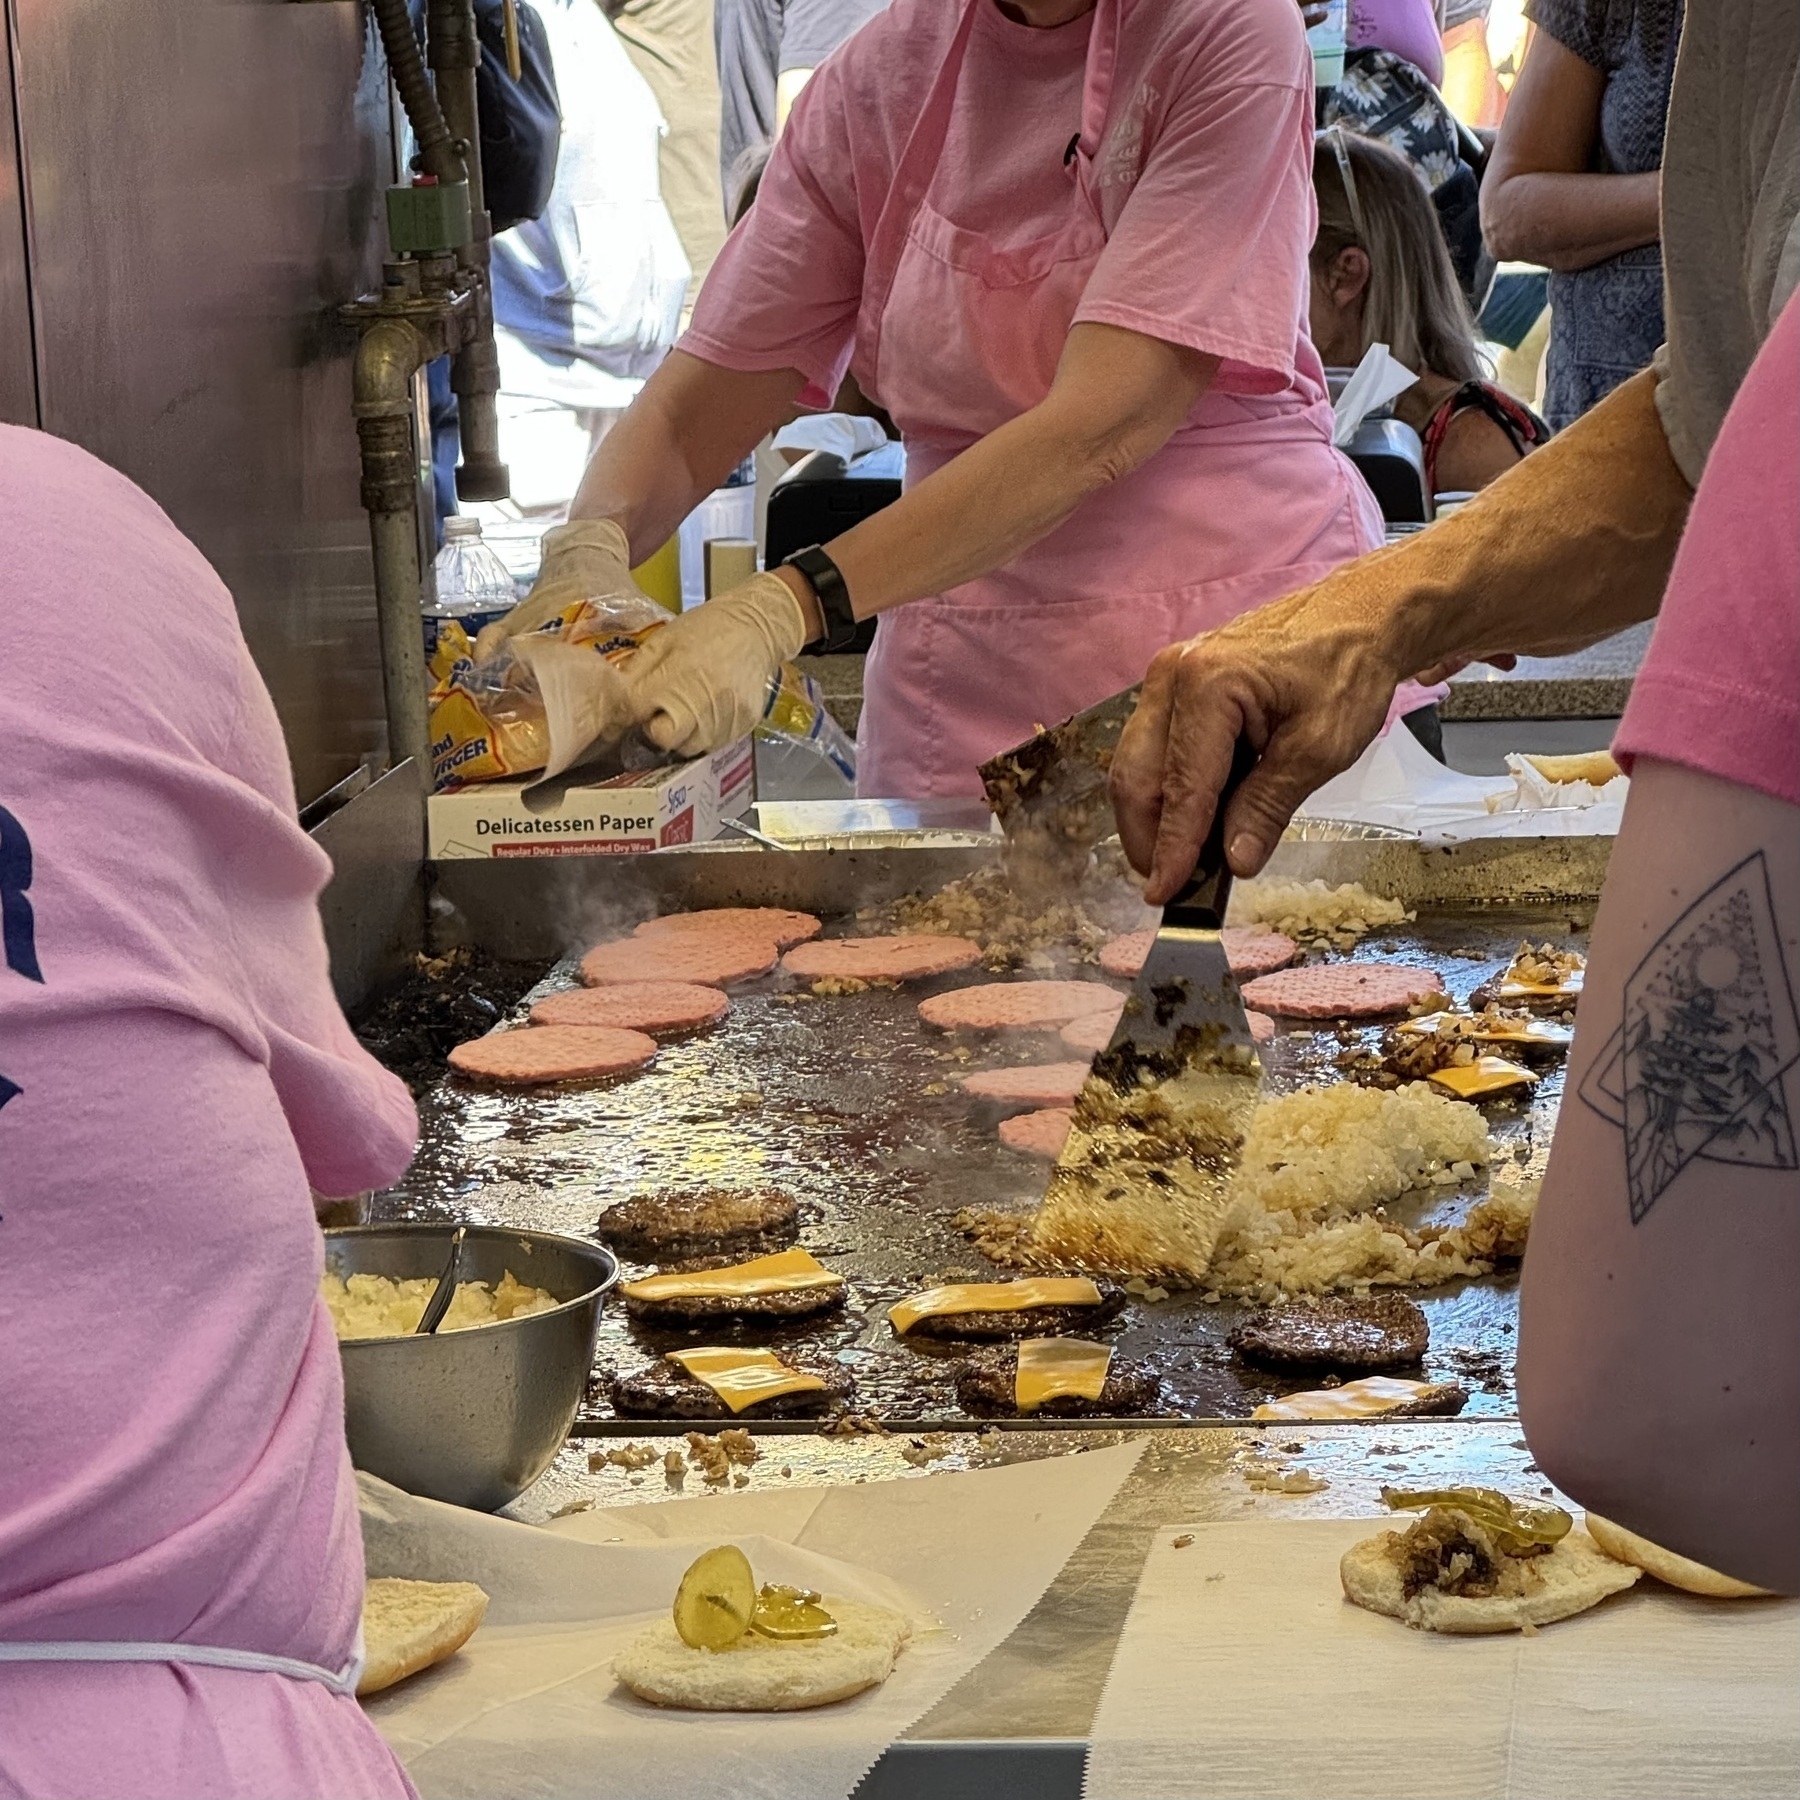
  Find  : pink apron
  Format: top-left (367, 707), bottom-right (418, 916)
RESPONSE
top-left (852, 0), bottom-right (1383, 799)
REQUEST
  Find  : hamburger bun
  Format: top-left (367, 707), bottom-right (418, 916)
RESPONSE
top-left (1521, 751), bottom-right (1622, 786)
top-left (358, 1577), bottom-right (489, 1695)
top-left (614, 1598), bottom-right (909, 1711)
top-left (1584, 1513), bottom-right (1774, 1598)
top-left (1340, 1522), bottom-right (1639, 1634)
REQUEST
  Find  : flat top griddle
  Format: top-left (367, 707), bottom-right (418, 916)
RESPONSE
top-left (372, 901), bottom-right (1585, 1429)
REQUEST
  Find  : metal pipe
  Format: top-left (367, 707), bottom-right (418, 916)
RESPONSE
top-left (353, 316), bottom-right (434, 777)
top-left (366, 0), bottom-right (464, 185)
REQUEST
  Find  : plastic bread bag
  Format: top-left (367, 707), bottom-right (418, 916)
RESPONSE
top-left (427, 593), bottom-right (670, 789)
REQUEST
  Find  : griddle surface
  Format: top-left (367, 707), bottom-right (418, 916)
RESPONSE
top-left (373, 904), bottom-right (1586, 1427)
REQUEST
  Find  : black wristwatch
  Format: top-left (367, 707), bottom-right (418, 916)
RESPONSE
top-left (783, 545), bottom-right (860, 654)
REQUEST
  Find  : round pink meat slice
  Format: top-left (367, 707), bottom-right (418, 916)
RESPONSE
top-left (918, 980), bottom-right (1122, 1032)
top-left (782, 935), bottom-right (982, 981)
top-left (1098, 926), bottom-right (1299, 981)
top-left (960, 1061), bottom-right (1092, 1108)
top-left (579, 936), bottom-right (778, 988)
top-left (1248, 1010), bottom-right (1276, 1044)
top-left (530, 980), bottom-right (729, 1035)
top-left (448, 1024), bottom-right (658, 1085)
top-left (634, 907), bottom-right (821, 949)
top-left (1059, 999), bottom-right (1125, 1054)
top-left (999, 1107), bottom-right (1074, 1159)
top-left (1239, 962), bottom-right (1444, 1020)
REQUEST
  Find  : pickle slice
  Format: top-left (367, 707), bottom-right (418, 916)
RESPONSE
top-left (750, 1582), bottom-right (839, 1641)
top-left (1382, 1485), bottom-right (1572, 1553)
top-left (672, 1545), bottom-right (757, 1651)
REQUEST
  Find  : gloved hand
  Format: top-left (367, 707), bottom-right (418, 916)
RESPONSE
top-left (473, 518), bottom-right (645, 662)
top-left (1110, 368), bottom-right (1693, 903)
top-left (620, 571), bottom-right (810, 757)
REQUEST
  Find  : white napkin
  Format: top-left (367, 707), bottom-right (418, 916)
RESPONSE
top-left (1085, 1518), bottom-right (1800, 1800)
top-left (1299, 726), bottom-right (1629, 842)
top-left (1331, 343), bottom-right (1420, 447)
top-left (361, 1440), bottom-right (1144, 1800)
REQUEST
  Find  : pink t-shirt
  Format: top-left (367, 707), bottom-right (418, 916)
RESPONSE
top-left (684, 0), bottom-right (1331, 434)
top-left (1613, 286), bottom-right (1800, 807)
top-left (0, 430), bottom-right (418, 1797)
top-left (1347, 0), bottom-right (1446, 88)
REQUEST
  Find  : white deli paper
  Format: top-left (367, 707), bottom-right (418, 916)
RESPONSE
top-left (1331, 342), bottom-right (1420, 446)
top-left (1298, 723), bottom-right (1629, 842)
top-left (361, 1440), bottom-right (1144, 1800)
top-left (1085, 1518), bottom-right (1800, 1800)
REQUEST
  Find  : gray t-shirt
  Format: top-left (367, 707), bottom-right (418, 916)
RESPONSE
top-left (715, 0), bottom-right (890, 210)
top-left (1654, 0), bottom-right (1800, 484)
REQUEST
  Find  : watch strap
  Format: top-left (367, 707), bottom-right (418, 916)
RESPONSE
top-left (784, 545), bottom-right (859, 654)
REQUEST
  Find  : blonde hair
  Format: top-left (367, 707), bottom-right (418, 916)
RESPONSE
top-left (1312, 129), bottom-right (1481, 385)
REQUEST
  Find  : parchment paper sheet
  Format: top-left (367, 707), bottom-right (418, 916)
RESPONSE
top-left (1085, 1518), bottom-right (1799, 1800)
top-left (360, 1440), bottom-right (1143, 1800)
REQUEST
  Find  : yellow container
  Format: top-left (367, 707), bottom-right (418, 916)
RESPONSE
top-left (630, 535), bottom-right (683, 613)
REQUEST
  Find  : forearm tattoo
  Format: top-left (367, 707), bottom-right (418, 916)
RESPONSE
top-left (1580, 852), bottom-right (1800, 1224)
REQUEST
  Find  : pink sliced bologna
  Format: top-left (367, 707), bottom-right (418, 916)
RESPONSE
top-left (960, 1062), bottom-right (1092, 1108)
top-left (530, 981), bottom-right (729, 1035)
top-left (918, 980), bottom-right (1122, 1032)
top-left (635, 907), bottom-right (821, 949)
top-left (782, 934), bottom-right (982, 981)
top-left (1239, 962), bottom-right (1445, 1020)
top-left (448, 1024), bottom-right (658, 1085)
top-left (1098, 926), bottom-right (1299, 981)
top-left (999, 1107), bottom-right (1074, 1159)
top-left (580, 935), bottom-right (778, 988)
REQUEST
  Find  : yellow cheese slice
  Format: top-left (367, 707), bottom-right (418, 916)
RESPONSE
top-left (888, 1277), bottom-right (1103, 1336)
top-left (1426, 1055), bottom-right (1540, 1099)
top-left (1015, 1336), bottom-right (1112, 1411)
top-left (669, 1346), bottom-right (829, 1415)
top-left (1397, 1013), bottom-right (1572, 1048)
top-left (621, 1248), bottom-right (843, 1304)
top-left (1252, 1376), bottom-right (1448, 1422)
top-left (1493, 968), bottom-right (1584, 1001)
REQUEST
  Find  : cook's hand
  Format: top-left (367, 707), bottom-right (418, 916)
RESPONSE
top-left (621, 571), bottom-right (811, 756)
top-left (1111, 582), bottom-right (1412, 904)
top-left (473, 519), bottom-right (644, 662)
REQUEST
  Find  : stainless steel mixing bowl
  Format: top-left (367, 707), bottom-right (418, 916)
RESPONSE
top-left (324, 1224), bottom-right (618, 1512)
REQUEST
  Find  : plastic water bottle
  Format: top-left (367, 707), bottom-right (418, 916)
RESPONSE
top-left (424, 516), bottom-right (518, 660)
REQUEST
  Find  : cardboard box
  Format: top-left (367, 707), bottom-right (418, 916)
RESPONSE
top-left (428, 738), bottom-right (755, 859)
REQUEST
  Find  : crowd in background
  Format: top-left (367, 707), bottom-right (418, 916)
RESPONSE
top-left (457, 0), bottom-right (1682, 531)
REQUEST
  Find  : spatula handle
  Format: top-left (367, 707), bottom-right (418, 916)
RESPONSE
top-left (1163, 736), bottom-right (1259, 930)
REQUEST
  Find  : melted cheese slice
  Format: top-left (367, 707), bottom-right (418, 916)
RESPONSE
top-left (888, 1277), bottom-right (1103, 1336)
top-left (1252, 1376), bottom-right (1448, 1422)
top-left (1427, 1055), bottom-right (1540, 1099)
top-left (1015, 1337), bottom-right (1112, 1412)
top-left (1493, 967), bottom-right (1584, 1001)
top-left (1398, 1013), bottom-right (1572, 1048)
top-left (669, 1346), bottom-right (828, 1414)
top-left (621, 1248), bottom-right (843, 1303)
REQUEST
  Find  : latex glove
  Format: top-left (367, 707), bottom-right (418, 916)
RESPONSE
top-left (620, 571), bottom-right (810, 757)
top-left (1110, 368), bottom-right (1692, 903)
top-left (473, 518), bottom-right (644, 662)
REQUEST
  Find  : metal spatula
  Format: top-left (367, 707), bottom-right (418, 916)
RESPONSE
top-left (1030, 739), bottom-right (1263, 1283)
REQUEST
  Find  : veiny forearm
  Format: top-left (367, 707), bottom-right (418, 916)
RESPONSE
top-left (1378, 368), bottom-right (1691, 675)
top-left (1481, 168), bottom-right (1661, 271)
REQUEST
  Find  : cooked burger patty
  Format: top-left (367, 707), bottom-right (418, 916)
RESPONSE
top-left (621, 1282), bottom-right (848, 1325)
top-left (953, 1344), bottom-right (1160, 1416)
top-left (608, 1357), bottom-right (853, 1419)
top-left (597, 1189), bottom-right (800, 1262)
top-left (900, 1282), bottom-right (1127, 1340)
top-left (1230, 1293), bottom-right (1430, 1372)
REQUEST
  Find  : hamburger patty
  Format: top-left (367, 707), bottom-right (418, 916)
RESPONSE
top-left (899, 1282), bottom-right (1127, 1340)
top-left (596, 1189), bottom-right (800, 1262)
top-left (1239, 962), bottom-right (1445, 1020)
top-left (953, 1344), bottom-right (1160, 1416)
top-left (1230, 1293), bottom-right (1430, 1371)
top-left (609, 1357), bottom-right (852, 1419)
top-left (621, 1281), bottom-right (848, 1326)
top-left (997, 1107), bottom-right (1074, 1159)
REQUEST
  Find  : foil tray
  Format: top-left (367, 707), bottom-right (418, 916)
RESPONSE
top-left (376, 861), bottom-right (1595, 1432)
